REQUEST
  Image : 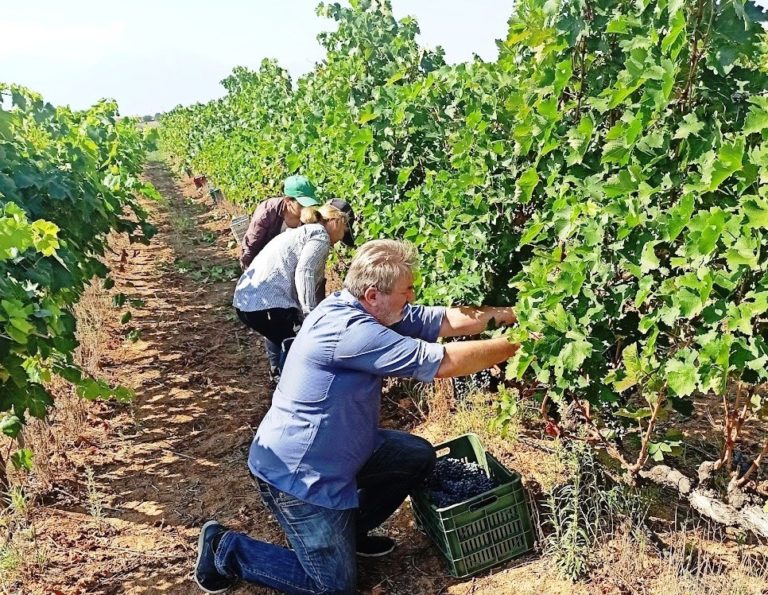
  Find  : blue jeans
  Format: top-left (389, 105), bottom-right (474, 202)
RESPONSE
top-left (266, 337), bottom-right (295, 372)
top-left (214, 430), bottom-right (436, 594)
top-left (265, 338), bottom-right (281, 371)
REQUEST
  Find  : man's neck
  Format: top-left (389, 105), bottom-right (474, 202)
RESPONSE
top-left (357, 297), bottom-right (376, 318)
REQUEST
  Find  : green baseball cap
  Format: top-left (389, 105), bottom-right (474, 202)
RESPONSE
top-left (283, 175), bottom-right (319, 207)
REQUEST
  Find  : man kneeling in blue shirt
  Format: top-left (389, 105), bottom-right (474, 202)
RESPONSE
top-left (195, 239), bottom-right (521, 594)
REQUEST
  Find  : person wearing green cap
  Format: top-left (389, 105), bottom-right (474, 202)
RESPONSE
top-left (239, 175), bottom-right (320, 270)
top-left (238, 175), bottom-right (320, 380)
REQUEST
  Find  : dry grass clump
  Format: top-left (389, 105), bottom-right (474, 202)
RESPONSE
top-left (595, 523), bottom-right (768, 594)
top-left (651, 531), bottom-right (768, 595)
top-left (450, 390), bottom-right (519, 448)
top-left (73, 280), bottom-right (115, 377)
top-left (17, 280), bottom-right (114, 487)
top-left (417, 380), bottom-right (514, 444)
top-left (19, 390), bottom-right (88, 489)
top-left (0, 487), bottom-right (47, 591)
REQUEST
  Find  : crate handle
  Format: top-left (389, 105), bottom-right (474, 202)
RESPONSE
top-left (469, 494), bottom-right (498, 511)
top-left (435, 447), bottom-right (471, 462)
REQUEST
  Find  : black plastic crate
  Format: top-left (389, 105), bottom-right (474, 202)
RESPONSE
top-left (411, 433), bottom-right (534, 578)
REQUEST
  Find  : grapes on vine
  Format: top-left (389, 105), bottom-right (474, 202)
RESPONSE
top-left (158, 0), bottom-right (768, 477)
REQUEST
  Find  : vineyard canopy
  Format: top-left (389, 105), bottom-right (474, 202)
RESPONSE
top-left (160, 0), bottom-right (768, 477)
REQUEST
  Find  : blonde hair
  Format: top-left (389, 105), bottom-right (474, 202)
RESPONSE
top-left (300, 204), bottom-right (347, 225)
top-left (343, 240), bottom-right (418, 298)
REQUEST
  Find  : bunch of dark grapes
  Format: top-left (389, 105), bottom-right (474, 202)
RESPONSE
top-left (424, 457), bottom-right (498, 508)
top-left (732, 449), bottom-right (753, 479)
top-left (452, 369), bottom-right (494, 401)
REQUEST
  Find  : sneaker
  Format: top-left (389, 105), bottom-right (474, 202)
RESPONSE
top-left (269, 366), bottom-right (281, 386)
top-left (356, 534), bottom-right (396, 558)
top-left (194, 521), bottom-right (233, 593)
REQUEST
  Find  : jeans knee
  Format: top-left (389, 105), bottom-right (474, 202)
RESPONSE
top-left (422, 443), bottom-right (437, 475)
top-left (408, 435), bottom-right (436, 476)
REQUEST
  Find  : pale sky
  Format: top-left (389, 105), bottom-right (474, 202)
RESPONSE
top-left (1, 1), bottom-right (515, 117)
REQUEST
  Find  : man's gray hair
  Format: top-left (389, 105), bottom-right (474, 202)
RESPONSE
top-left (344, 240), bottom-right (418, 298)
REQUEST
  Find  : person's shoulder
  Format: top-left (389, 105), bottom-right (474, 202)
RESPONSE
top-left (329, 293), bottom-right (382, 331)
top-left (254, 196), bottom-right (283, 214)
top-left (301, 223), bottom-right (330, 240)
top-left (317, 290), bottom-right (346, 309)
top-left (316, 290), bottom-right (361, 316)
top-left (303, 291), bottom-right (351, 326)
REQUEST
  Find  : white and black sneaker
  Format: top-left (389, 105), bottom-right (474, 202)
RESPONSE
top-left (268, 366), bottom-right (281, 387)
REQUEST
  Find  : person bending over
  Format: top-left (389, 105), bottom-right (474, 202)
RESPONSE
top-left (233, 200), bottom-right (354, 375)
top-left (238, 175), bottom-right (320, 379)
top-left (239, 175), bottom-right (320, 270)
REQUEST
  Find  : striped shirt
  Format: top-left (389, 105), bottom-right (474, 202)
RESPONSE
top-left (233, 224), bottom-right (329, 316)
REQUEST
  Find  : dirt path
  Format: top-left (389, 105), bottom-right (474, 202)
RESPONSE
top-left (20, 163), bottom-right (274, 593)
top-left (16, 163), bottom-right (579, 595)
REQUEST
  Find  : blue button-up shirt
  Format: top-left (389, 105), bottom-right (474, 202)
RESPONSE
top-left (248, 289), bottom-right (445, 510)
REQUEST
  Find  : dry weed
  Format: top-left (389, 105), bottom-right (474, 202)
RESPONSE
top-left (21, 387), bottom-right (88, 488)
top-left (18, 279), bottom-right (112, 487)
top-left (85, 466), bottom-right (105, 532)
top-left (651, 530), bottom-right (768, 595)
top-left (419, 382), bottom-right (510, 443)
top-left (423, 377), bottom-right (454, 423)
top-left (73, 282), bottom-right (114, 377)
top-left (596, 521), bottom-right (655, 591)
top-left (596, 519), bottom-right (768, 594)
top-left (0, 487), bottom-right (47, 591)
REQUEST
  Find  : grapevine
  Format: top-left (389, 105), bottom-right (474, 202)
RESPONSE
top-left (159, 0), bottom-right (768, 492)
top-left (0, 85), bottom-right (156, 485)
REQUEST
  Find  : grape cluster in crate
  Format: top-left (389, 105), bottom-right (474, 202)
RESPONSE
top-left (424, 457), bottom-right (499, 508)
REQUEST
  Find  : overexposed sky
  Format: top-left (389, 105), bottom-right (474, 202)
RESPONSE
top-left (1, 1), bottom-right (515, 117)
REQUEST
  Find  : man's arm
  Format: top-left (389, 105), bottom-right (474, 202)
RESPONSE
top-left (439, 306), bottom-right (516, 338)
top-left (435, 337), bottom-right (518, 378)
top-left (334, 319), bottom-right (446, 383)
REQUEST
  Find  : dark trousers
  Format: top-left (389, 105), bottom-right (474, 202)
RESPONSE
top-left (236, 307), bottom-right (301, 371)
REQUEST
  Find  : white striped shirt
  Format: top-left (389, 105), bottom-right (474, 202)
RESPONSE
top-left (233, 224), bottom-right (329, 316)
